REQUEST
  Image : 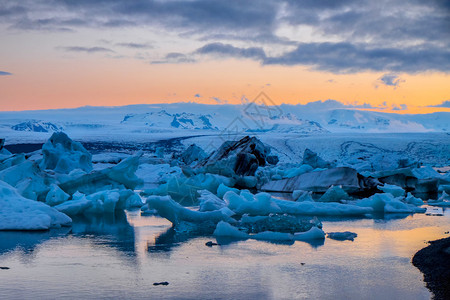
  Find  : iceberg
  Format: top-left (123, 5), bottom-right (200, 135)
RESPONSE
top-left (198, 190), bottom-right (227, 212)
top-left (59, 153), bottom-right (143, 195)
top-left (40, 132), bottom-right (92, 174)
top-left (355, 193), bottom-right (425, 213)
top-left (0, 180), bottom-right (71, 230)
top-left (146, 195), bottom-right (234, 226)
top-left (379, 183), bottom-right (405, 197)
top-left (45, 184), bottom-right (70, 206)
top-left (317, 185), bottom-right (350, 202)
top-left (327, 231), bottom-right (358, 241)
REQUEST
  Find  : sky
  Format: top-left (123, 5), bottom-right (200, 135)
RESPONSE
top-left (0, 0), bottom-right (449, 112)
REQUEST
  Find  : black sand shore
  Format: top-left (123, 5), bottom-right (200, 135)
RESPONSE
top-left (412, 237), bottom-right (450, 300)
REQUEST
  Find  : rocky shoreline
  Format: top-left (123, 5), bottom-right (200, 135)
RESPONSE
top-left (412, 237), bottom-right (450, 300)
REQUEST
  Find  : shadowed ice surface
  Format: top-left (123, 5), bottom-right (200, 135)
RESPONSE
top-left (1, 208), bottom-right (449, 299)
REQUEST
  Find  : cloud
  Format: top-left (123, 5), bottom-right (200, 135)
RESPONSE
top-left (0, 71), bottom-right (12, 76)
top-left (263, 42), bottom-right (450, 73)
top-left (195, 42), bottom-right (266, 60)
top-left (194, 42), bottom-right (450, 73)
top-left (58, 46), bottom-right (114, 53)
top-left (151, 52), bottom-right (196, 64)
top-left (392, 104), bottom-right (408, 110)
top-left (1, 0), bottom-right (449, 73)
top-left (116, 42), bottom-right (153, 49)
top-left (427, 100), bottom-right (450, 108)
top-left (211, 97), bottom-right (228, 104)
top-left (378, 74), bottom-right (405, 87)
top-left (194, 93), bottom-right (201, 98)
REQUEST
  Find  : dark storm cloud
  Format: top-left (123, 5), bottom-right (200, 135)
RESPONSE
top-left (58, 46), bottom-right (114, 53)
top-left (194, 42), bottom-right (450, 73)
top-left (1, 0), bottom-right (448, 73)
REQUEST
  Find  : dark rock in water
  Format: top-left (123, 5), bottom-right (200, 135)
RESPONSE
top-left (0, 266), bottom-right (10, 270)
top-left (266, 155), bottom-right (279, 165)
top-left (198, 136), bottom-right (272, 177)
top-left (235, 152), bottom-right (259, 176)
top-left (413, 237), bottom-right (450, 300)
top-left (261, 167), bottom-right (361, 193)
top-left (153, 282), bottom-right (169, 286)
top-left (180, 144), bottom-right (207, 165)
top-left (205, 241), bottom-right (219, 247)
top-left (0, 138), bottom-right (4, 150)
top-left (302, 148), bottom-right (334, 169)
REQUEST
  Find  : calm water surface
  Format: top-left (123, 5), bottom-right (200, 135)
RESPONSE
top-left (1, 208), bottom-right (449, 300)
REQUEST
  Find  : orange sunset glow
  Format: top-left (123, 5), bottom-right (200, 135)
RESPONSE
top-left (0, 1), bottom-right (448, 112)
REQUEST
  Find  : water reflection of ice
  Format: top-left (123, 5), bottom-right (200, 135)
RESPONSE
top-left (0, 210), bottom-right (449, 299)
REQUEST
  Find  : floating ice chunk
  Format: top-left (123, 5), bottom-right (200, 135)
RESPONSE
top-left (425, 206), bottom-right (444, 216)
top-left (155, 147), bottom-right (164, 158)
top-left (0, 160), bottom-right (53, 200)
top-left (122, 190), bottom-right (144, 208)
top-left (272, 198), bottom-right (373, 216)
top-left (225, 191), bottom-right (282, 215)
top-left (404, 192), bottom-right (424, 206)
top-left (147, 195), bottom-right (234, 226)
top-left (213, 221), bottom-right (248, 238)
top-left (136, 163), bottom-right (181, 184)
top-left (180, 144), bottom-right (207, 165)
top-left (379, 183), bottom-right (405, 197)
top-left (317, 185), bottom-right (349, 202)
top-left (0, 180), bottom-right (71, 230)
top-left (0, 153), bottom-right (25, 171)
top-left (284, 164), bottom-right (313, 178)
top-left (302, 148), bottom-right (332, 169)
top-left (428, 191), bottom-right (450, 206)
top-left (355, 193), bottom-right (425, 213)
top-left (106, 154), bottom-right (143, 189)
top-left (59, 153), bottom-right (143, 195)
top-left (252, 231), bottom-right (294, 241)
top-left (140, 203), bottom-right (158, 215)
top-left (217, 183), bottom-right (239, 199)
top-left (150, 173), bottom-right (233, 205)
top-left (327, 231), bottom-right (357, 241)
top-left (45, 184), bottom-right (70, 206)
top-left (198, 190), bottom-right (227, 212)
top-left (438, 185), bottom-right (450, 194)
top-left (54, 197), bottom-right (91, 216)
top-left (239, 213), bottom-right (319, 234)
top-left (262, 167), bottom-right (361, 193)
top-left (411, 166), bottom-right (443, 180)
top-left (293, 190), bottom-right (314, 202)
top-left (85, 190), bottom-right (121, 214)
top-left (198, 136), bottom-right (271, 177)
top-left (235, 175), bottom-right (257, 188)
top-left (40, 132), bottom-right (92, 174)
top-left (293, 227), bottom-right (326, 241)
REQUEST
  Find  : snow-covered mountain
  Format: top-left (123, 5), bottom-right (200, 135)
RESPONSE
top-left (11, 120), bottom-right (62, 133)
top-left (0, 102), bottom-right (448, 143)
top-left (121, 110), bottom-right (219, 130)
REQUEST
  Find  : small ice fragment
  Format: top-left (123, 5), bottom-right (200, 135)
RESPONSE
top-left (327, 231), bottom-right (358, 241)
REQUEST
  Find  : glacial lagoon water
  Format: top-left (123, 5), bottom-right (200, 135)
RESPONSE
top-left (1, 208), bottom-right (449, 300)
